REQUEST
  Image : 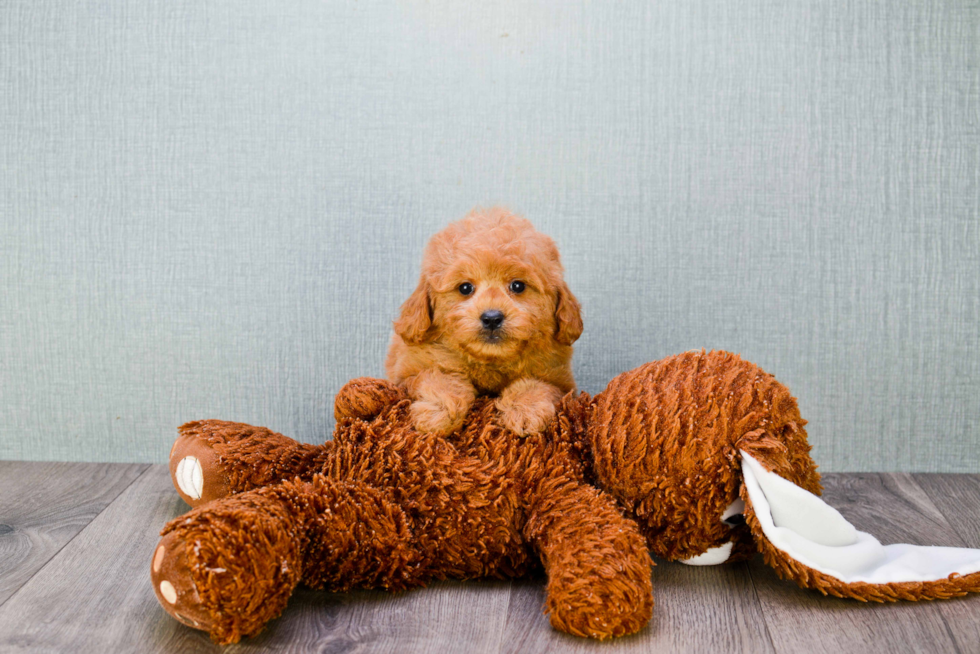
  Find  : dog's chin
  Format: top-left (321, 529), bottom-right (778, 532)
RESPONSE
top-left (459, 332), bottom-right (519, 360)
top-left (481, 332), bottom-right (504, 345)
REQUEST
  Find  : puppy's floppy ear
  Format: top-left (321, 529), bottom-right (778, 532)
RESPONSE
top-left (394, 279), bottom-right (434, 344)
top-left (554, 281), bottom-right (583, 346)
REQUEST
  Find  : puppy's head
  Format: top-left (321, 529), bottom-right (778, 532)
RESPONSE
top-left (394, 208), bottom-right (582, 360)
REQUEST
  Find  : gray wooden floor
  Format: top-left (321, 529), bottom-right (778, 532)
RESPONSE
top-left (1, 462), bottom-right (979, 653)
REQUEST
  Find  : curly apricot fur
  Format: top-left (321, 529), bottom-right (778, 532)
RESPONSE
top-left (386, 208), bottom-right (582, 436)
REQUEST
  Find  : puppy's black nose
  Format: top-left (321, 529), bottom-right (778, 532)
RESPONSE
top-left (480, 310), bottom-right (505, 330)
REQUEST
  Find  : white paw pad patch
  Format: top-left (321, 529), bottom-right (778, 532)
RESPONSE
top-left (175, 456), bottom-right (204, 500)
top-left (153, 545), bottom-right (165, 573)
top-left (159, 580), bottom-right (177, 604)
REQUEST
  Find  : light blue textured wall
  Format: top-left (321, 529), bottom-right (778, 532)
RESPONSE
top-left (1, 1), bottom-right (978, 470)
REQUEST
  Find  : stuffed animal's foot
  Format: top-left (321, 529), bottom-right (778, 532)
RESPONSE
top-left (543, 525), bottom-right (654, 640)
top-left (169, 422), bottom-right (233, 507)
top-left (150, 530), bottom-right (214, 633)
top-left (151, 492), bottom-right (304, 644)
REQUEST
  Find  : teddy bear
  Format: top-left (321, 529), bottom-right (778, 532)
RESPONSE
top-left (151, 350), bottom-right (980, 644)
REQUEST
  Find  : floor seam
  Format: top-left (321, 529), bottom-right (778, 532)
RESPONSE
top-left (744, 560), bottom-right (780, 654)
top-left (913, 474), bottom-right (977, 547)
top-left (0, 463), bottom-right (153, 612)
top-left (938, 611), bottom-right (964, 654)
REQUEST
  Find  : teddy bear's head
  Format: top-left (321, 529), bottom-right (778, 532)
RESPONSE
top-left (584, 350), bottom-right (820, 566)
top-left (583, 350), bottom-right (980, 601)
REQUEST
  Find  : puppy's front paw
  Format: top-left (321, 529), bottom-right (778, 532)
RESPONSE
top-left (410, 399), bottom-right (465, 436)
top-left (497, 399), bottom-right (556, 436)
top-left (496, 378), bottom-right (563, 436)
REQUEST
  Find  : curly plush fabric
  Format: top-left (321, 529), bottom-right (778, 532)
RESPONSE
top-left (155, 385), bottom-right (653, 644)
top-left (588, 350), bottom-right (820, 562)
top-left (152, 351), bottom-right (980, 645)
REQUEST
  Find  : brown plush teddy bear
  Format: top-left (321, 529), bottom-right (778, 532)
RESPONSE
top-left (151, 350), bottom-right (980, 644)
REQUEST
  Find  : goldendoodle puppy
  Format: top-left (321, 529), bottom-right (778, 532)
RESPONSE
top-left (386, 207), bottom-right (583, 436)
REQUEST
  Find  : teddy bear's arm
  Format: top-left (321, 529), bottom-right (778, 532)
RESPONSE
top-left (523, 481), bottom-right (654, 639)
top-left (333, 377), bottom-right (407, 423)
top-left (168, 379), bottom-right (406, 507)
top-left (169, 420), bottom-right (333, 507)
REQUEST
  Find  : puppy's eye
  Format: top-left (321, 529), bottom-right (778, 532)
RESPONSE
top-left (509, 280), bottom-right (526, 294)
top-left (458, 282), bottom-right (474, 296)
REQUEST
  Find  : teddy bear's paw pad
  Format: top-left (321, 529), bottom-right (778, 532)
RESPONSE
top-left (174, 456), bottom-right (204, 501)
top-left (151, 532), bottom-right (213, 633)
top-left (168, 431), bottom-right (231, 507)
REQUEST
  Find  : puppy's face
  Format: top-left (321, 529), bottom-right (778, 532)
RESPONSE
top-left (394, 209), bottom-right (582, 362)
top-left (432, 254), bottom-right (552, 360)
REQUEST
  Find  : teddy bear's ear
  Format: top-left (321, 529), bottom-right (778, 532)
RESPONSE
top-left (394, 280), bottom-right (434, 344)
top-left (739, 451), bottom-right (980, 600)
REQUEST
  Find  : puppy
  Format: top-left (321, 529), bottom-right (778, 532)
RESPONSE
top-left (386, 208), bottom-right (583, 437)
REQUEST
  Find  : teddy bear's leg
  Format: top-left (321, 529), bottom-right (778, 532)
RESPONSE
top-left (333, 377), bottom-right (406, 423)
top-left (169, 420), bottom-right (334, 507)
top-left (151, 483), bottom-right (304, 642)
top-left (524, 483), bottom-right (653, 639)
top-left (151, 475), bottom-right (423, 644)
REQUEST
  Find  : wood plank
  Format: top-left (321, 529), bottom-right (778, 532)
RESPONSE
top-left (750, 473), bottom-right (979, 654)
top-left (914, 474), bottom-right (980, 548)
top-left (914, 473), bottom-right (980, 653)
top-left (0, 461), bottom-right (148, 606)
top-left (501, 563), bottom-right (774, 654)
top-left (3, 468), bottom-right (978, 653)
top-left (0, 464), bottom-right (513, 653)
top-left (0, 465), bottom-right (218, 653)
top-left (223, 581), bottom-right (512, 654)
